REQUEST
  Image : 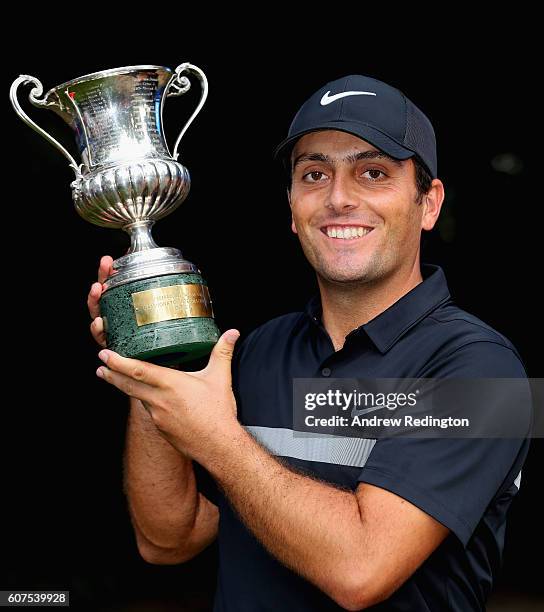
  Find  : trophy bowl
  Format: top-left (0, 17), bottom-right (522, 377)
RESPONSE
top-left (10, 63), bottom-right (221, 365)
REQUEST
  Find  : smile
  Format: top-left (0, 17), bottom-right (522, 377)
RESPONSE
top-left (321, 225), bottom-right (374, 240)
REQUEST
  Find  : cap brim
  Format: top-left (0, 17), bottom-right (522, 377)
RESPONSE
top-left (273, 121), bottom-right (416, 164)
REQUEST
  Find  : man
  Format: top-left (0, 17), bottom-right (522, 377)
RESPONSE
top-left (88, 75), bottom-right (531, 610)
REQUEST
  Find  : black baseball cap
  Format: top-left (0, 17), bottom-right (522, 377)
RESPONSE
top-left (274, 74), bottom-right (437, 179)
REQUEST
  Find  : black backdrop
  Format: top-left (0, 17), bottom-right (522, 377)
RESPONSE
top-left (3, 30), bottom-right (542, 611)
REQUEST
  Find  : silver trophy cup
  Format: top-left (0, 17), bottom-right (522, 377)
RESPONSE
top-left (10, 63), bottom-right (220, 364)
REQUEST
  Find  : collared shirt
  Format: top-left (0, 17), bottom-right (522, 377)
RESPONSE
top-left (198, 264), bottom-right (531, 611)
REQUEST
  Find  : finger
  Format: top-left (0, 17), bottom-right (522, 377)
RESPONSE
top-left (97, 349), bottom-right (169, 388)
top-left (87, 282), bottom-right (103, 319)
top-left (96, 365), bottom-right (157, 404)
top-left (205, 329), bottom-right (240, 377)
top-left (98, 255), bottom-right (114, 284)
top-left (90, 317), bottom-right (107, 348)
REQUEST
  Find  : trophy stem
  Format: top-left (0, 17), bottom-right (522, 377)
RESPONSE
top-left (124, 221), bottom-right (159, 254)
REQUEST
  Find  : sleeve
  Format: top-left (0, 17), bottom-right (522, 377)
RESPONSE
top-left (357, 341), bottom-right (533, 546)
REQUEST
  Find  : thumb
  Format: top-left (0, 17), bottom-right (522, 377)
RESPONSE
top-left (207, 329), bottom-right (240, 375)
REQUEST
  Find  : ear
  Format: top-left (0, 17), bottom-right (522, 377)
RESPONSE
top-left (421, 179), bottom-right (445, 231)
top-left (291, 215), bottom-right (298, 234)
top-left (287, 189), bottom-right (298, 234)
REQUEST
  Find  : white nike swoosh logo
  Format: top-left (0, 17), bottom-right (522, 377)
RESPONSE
top-left (320, 90), bottom-right (377, 105)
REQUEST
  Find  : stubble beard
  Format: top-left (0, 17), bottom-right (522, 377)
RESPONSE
top-left (299, 231), bottom-right (394, 287)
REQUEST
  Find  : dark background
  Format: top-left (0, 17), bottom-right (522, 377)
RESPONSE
top-left (3, 27), bottom-right (542, 611)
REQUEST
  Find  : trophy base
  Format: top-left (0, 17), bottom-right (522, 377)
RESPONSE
top-left (100, 272), bottom-right (221, 366)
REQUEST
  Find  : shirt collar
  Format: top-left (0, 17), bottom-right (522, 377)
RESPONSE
top-left (304, 264), bottom-right (452, 354)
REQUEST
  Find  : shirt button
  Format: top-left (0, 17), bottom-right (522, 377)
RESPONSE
top-left (321, 367), bottom-right (331, 377)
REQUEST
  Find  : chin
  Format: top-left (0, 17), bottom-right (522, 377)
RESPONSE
top-left (315, 255), bottom-right (387, 285)
top-left (319, 267), bottom-right (374, 284)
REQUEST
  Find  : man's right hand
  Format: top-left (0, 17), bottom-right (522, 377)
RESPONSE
top-left (87, 255), bottom-right (114, 348)
top-left (87, 254), bottom-right (218, 565)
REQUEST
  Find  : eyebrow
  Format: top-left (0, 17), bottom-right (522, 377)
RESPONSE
top-left (292, 150), bottom-right (404, 171)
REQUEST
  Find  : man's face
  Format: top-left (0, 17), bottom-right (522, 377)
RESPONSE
top-left (289, 130), bottom-right (432, 285)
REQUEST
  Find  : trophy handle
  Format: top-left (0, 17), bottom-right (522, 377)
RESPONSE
top-left (9, 75), bottom-right (82, 179)
top-left (165, 63), bottom-right (209, 161)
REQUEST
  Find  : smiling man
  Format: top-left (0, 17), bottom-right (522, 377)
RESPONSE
top-left (286, 129), bottom-right (440, 351)
top-left (89, 75), bottom-right (531, 611)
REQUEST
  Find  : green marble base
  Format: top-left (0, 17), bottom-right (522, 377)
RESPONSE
top-left (100, 273), bottom-right (220, 366)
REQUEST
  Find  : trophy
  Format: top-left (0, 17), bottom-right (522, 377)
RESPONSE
top-left (10, 63), bottom-right (220, 365)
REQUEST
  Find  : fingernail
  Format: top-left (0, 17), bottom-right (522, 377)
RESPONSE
top-left (225, 329), bottom-right (240, 344)
top-left (98, 350), bottom-right (109, 363)
top-left (96, 367), bottom-right (105, 378)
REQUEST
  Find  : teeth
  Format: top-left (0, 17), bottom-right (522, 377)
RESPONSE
top-left (325, 226), bottom-right (372, 240)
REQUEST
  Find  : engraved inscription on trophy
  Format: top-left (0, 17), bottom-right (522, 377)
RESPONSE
top-left (70, 81), bottom-right (119, 166)
top-left (66, 73), bottom-right (171, 169)
top-left (132, 284), bottom-right (214, 326)
top-left (132, 75), bottom-right (165, 152)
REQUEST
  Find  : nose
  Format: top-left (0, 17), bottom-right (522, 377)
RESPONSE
top-left (325, 171), bottom-right (360, 213)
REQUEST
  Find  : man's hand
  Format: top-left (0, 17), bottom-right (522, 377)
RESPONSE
top-left (87, 255), bottom-right (114, 347)
top-left (96, 329), bottom-right (241, 462)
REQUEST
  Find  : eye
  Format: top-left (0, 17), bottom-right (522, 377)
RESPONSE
top-left (363, 168), bottom-right (386, 181)
top-left (302, 170), bottom-right (328, 183)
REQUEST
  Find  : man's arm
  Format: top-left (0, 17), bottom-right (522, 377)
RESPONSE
top-left (124, 397), bottom-right (219, 564)
top-left (205, 427), bottom-right (448, 611)
top-left (97, 338), bottom-right (448, 608)
top-left (87, 257), bottom-right (218, 564)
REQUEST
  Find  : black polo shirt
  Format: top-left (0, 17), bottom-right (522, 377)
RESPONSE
top-left (199, 263), bottom-right (531, 611)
